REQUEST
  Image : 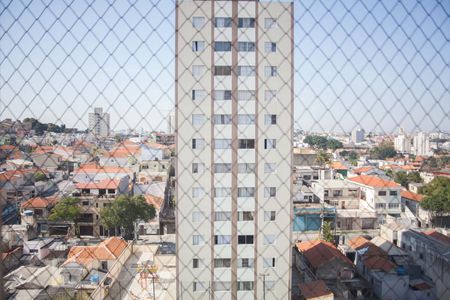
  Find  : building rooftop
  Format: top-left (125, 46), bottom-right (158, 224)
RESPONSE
top-left (347, 175), bottom-right (400, 188)
top-left (298, 280), bottom-right (333, 299)
top-left (401, 190), bottom-right (424, 202)
top-left (296, 240), bottom-right (353, 268)
top-left (313, 179), bottom-right (359, 189)
top-left (75, 179), bottom-right (121, 190)
top-left (21, 196), bottom-right (58, 209)
top-left (64, 237), bottom-right (128, 266)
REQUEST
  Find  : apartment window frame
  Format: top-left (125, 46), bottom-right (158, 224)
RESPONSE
top-left (192, 235), bottom-right (205, 246)
top-left (214, 235), bottom-right (232, 245)
top-left (237, 41), bottom-right (255, 52)
top-left (192, 17), bottom-right (205, 29)
top-left (265, 66), bottom-right (278, 77)
top-left (192, 114), bottom-right (206, 126)
top-left (214, 41), bottom-right (232, 52)
top-left (264, 187), bottom-right (277, 198)
top-left (192, 89), bottom-right (207, 101)
top-left (238, 163), bottom-right (255, 173)
top-left (214, 65), bottom-right (232, 76)
top-left (237, 258), bottom-right (254, 268)
top-left (192, 138), bottom-right (205, 150)
top-left (238, 139), bottom-right (255, 149)
top-left (238, 90), bottom-right (256, 101)
top-left (238, 17), bottom-right (255, 28)
top-left (264, 139), bottom-right (277, 149)
top-left (264, 18), bottom-right (277, 29)
top-left (238, 65), bottom-right (256, 77)
top-left (264, 211), bottom-right (276, 221)
top-left (192, 40), bottom-right (205, 52)
top-left (214, 211), bottom-right (232, 221)
top-left (214, 90), bottom-right (232, 100)
top-left (214, 138), bottom-right (232, 149)
top-left (263, 257), bottom-right (276, 268)
top-left (237, 187), bottom-right (255, 197)
top-left (237, 211), bottom-right (254, 221)
top-left (238, 235), bottom-right (254, 244)
top-left (213, 114), bottom-right (232, 125)
top-left (215, 17), bottom-right (232, 28)
top-left (264, 114), bottom-right (277, 125)
top-left (214, 163), bottom-right (232, 173)
top-left (192, 162), bottom-right (205, 174)
top-left (264, 42), bottom-right (277, 53)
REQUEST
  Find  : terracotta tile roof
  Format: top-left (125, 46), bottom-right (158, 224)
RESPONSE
top-left (412, 282), bottom-right (433, 290)
top-left (348, 236), bottom-right (371, 250)
top-left (298, 280), bottom-right (333, 299)
top-left (107, 144), bottom-right (141, 158)
top-left (352, 166), bottom-right (375, 174)
top-left (423, 230), bottom-right (450, 246)
top-left (363, 255), bottom-right (396, 272)
top-left (330, 161), bottom-right (348, 170)
top-left (296, 240), bottom-right (353, 268)
top-left (75, 179), bottom-right (121, 190)
top-left (348, 175), bottom-right (400, 188)
top-left (64, 237), bottom-right (127, 266)
top-left (75, 163), bottom-right (131, 174)
top-left (401, 190), bottom-right (424, 202)
top-left (144, 194), bottom-right (164, 210)
top-left (146, 141), bottom-right (168, 150)
top-left (21, 196), bottom-right (58, 209)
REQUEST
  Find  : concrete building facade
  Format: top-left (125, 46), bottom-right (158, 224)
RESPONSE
top-left (176, 1), bottom-right (293, 299)
top-left (88, 107), bottom-right (110, 137)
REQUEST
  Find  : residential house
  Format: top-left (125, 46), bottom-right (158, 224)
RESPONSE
top-left (20, 196), bottom-right (59, 234)
top-left (72, 162), bottom-right (133, 183)
top-left (72, 177), bottom-right (129, 236)
top-left (399, 229), bottom-right (450, 299)
top-left (401, 190), bottom-right (431, 227)
top-left (23, 237), bottom-right (56, 261)
top-left (347, 175), bottom-right (402, 223)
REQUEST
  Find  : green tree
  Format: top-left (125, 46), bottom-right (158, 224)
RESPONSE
top-left (48, 197), bottom-right (81, 237)
top-left (321, 221), bottom-right (334, 244)
top-left (100, 195), bottom-right (156, 239)
top-left (420, 177), bottom-right (450, 226)
top-left (33, 171), bottom-right (47, 182)
top-left (370, 141), bottom-right (397, 160)
top-left (407, 172), bottom-right (423, 184)
top-left (394, 171), bottom-right (409, 187)
top-left (304, 135), bottom-right (343, 150)
top-left (316, 150), bottom-right (331, 167)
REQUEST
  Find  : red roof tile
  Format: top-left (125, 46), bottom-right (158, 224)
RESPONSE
top-left (363, 255), bottom-right (396, 272)
top-left (65, 237), bottom-right (127, 266)
top-left (298, 280), bottom-right (333, 299)
top-left (296, 240), bottom-right (353, 268)
top-left (348, 175), bottom-right (400, 188)
top-left (401, 190), bottom-right (424, 202)
top-left (423, 230), bottom-right (450, 246)
top-left (21, 197), bottom-right (58, 209)
top-left (330, 161), bottom-right (348, 170)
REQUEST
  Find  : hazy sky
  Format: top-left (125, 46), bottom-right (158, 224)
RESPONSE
top-left (1, 0), bottom-right (449, 134)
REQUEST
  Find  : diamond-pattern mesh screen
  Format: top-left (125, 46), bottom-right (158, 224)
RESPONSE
top-left (1, 0), bottom-right (449, 299)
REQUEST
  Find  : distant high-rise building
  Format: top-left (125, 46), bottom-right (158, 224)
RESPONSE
top-left (88, 107), bottom-right (110, 137)
top-left (167, 110), bottom-right (175, 134)
top-left (413, 132), bottom-right (431, 156)
top-left (176, 0), bottom-right (293, 299)
top-left (351, 128), bottom-right (365, 144)
top-left (394, 134), bottom-right (411, 153)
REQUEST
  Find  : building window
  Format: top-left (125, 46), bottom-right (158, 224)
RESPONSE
top-left (214, 41), bottom-right (232, 52)
top-left (238, 90), bottom-right (255, 101)
top-left (264, 139), bottom-right (276, 149)
top-left (238, 139), bottom-right (255, 149)
top-left (192, 41), bottom-right (205, 52)
top-left (237, 187), bottom-right (255, 197)
top-left (237, 211), bottom-right (254, 221)
top-left (214, 90), bottom-right (232, 100)
top-left (214, 163), bottom-right (232, 173)
top-left (237, 41), bottom-right (255, 52)
top-left (214, 258), bottom-right (231, 268)
top-left (264, 114), bottom-right (277, 125)
top-left (193, 258), bottom-right (200, 268)
top-left (238, 66), bottom-right (256, 76)
top-left (192, 211), bottom-right (204, 222)
top-left (214, 235), bottom-right (232, 245)
top-left (238, 114), bottom-right (255, 125)
top-left (192, 17), bottom-right (205, 29)
top-left (192, 187), bottom-right (205, 198)
top-left (264, 235), bottom-right (276, 245)
top-left (264, 187), bottom-right (276, 198)
top-left (388, 203), bottom-right (400, 209)
top-left (263, 257), bottom-right (276, 268)
top-left (192, 138), bottom-right (205, 149)
top-left (192, 114), bottom-right (206, 126)
top-left (333, 190), bottom-right (343, 197)
top-left (238, 235), bottom-right (254, 244)
top-left (264, 163), bottom-right (277, 173)
top-left (192, 90), bottom-right (207, 101)
top-left (237, 281), bottom-right (254, 291)
top-left (375, 203), bottom-right (386, 209)
top-left (214, 65), bottom-right (232, 76)
top-left (214, 187), bottom-right (232, 198)
top-left (213, 281), bottom-right (232, 291)
top-left (264, 211), bottom-right (276, 221)
top-left (193, 281), bottom-right (207, 292)
top-left (265, 281), bottom-right (276, 291)
top-left (390, 191), bottom-right (398, 196)
top-left (238, 163), bottom-right (255, 173)
top-left (214, 138), bottom-right (232, 149)
top-left (238, 18), bottom-right (255, 28)
top-left (214, 211), bottom-right (232, 221)
top-left (215, 17), bottom-right (232, 28)
top-left (265, 66), bottom-right (277, 77)
top-left (378, 191), bottom-right (387, 196)
top-left (264, 18), bottom-right (277, 29)
top-left (264, 42), bottom-right (276, 53)
top-left (192, 65), bottom-right (205, 78)
top-left (237, 258), bottom-right (254, 268)
top-left (192, 235), bottom-right (205, 245)
top-left (213, 114), bottom-right (232, 125)
top-left (192, 162), bottom-right (205, 174)
top-left (264, 90), bottom-right (277, 101)
top-left (101, 261), bottom-right (108, 271)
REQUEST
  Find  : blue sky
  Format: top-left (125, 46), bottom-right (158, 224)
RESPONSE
top-left (1, 0), bottom-right (449, 134)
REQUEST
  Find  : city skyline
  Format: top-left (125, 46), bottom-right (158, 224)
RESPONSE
top-left (1, 0), bottom-right (449, 133)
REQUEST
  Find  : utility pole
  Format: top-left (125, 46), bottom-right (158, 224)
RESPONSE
top-left (259, 273), bottom-right (269, 300)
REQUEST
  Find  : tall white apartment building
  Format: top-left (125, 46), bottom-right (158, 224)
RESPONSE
top-left (413, 132), bottom-right (431, 156)
top-left (394, 134), bottom-right (411, 153)
top-left (176, 1), bottom-right (293, 299)
top-left (88, 107), bottom-right (110, 137)
top-left (351, 128), bottom-right (365, 144)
